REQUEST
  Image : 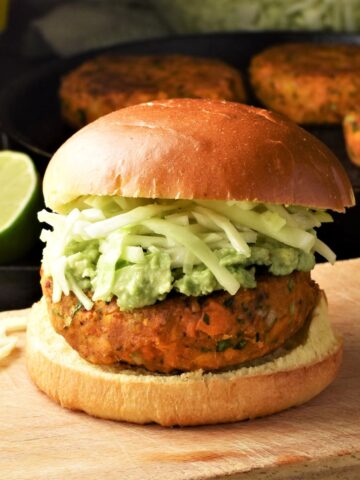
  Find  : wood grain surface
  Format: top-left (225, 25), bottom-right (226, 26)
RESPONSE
top-left (1, 259), bottom-right (359, 480)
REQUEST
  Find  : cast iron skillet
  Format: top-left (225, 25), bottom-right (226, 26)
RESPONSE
top-left (0, 32), bottom-right (359, 310)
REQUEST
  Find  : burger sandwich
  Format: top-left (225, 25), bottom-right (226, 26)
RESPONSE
top-left (26, 99), bottom-right (355, 426)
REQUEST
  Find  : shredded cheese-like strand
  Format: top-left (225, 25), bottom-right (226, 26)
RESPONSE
top-left (0, 311), bottom-right (28, 362)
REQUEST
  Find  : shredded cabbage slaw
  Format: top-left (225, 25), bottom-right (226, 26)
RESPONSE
top-left (153, 0), bottom-right (360, 33)
top-left (39, 197), bottom-right (335, 310)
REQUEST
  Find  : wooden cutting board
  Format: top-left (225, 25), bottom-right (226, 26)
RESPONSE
top-left (1, 259), bottom-right (360, 480)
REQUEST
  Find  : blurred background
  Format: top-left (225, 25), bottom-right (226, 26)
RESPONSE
top-left (0, 0), bottom-right (359, 309)
top-left (2, 0), bottom-right (360, 81)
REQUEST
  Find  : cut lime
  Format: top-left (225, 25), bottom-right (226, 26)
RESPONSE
top-left (0, 150), bottom-right (42, 264)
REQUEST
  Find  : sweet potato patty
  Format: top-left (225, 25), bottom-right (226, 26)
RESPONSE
top-left (343, 111), bottom-right (360, 166)
top-left (250, 43), bottom-right (360, 124)
top-left (42, 271), bottom-right (319, 373)
top-left (60, 54), bottom-right (247, 129)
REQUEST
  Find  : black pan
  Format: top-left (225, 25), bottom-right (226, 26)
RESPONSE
top-left (0, 32), bottom-right (359, 310)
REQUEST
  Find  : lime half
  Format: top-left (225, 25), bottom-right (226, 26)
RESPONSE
top-left (0, 151), bottom-right (42, 263)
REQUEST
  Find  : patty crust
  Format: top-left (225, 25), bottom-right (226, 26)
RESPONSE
top-left (60, 54), bottom-right (247, 129)
top-left (42, 271), bottom-right (319, 373)
top-left (250, 43), bottom-right (360, 124)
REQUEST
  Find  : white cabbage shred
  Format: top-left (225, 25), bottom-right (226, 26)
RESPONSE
top-left (39, 197), bottom-right (335, 310)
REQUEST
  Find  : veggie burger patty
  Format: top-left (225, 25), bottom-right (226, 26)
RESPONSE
top-left (343, 111), bottom-right (360, 166)
top-left (60, 54), bottom-right (247, 129)
top-left (250, 43), bottom-right (360, 124)
top-left (42, 271), bottom-right (319, 373)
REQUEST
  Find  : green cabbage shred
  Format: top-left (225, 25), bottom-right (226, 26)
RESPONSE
top-left (152, 0), bottom-right (360, 33)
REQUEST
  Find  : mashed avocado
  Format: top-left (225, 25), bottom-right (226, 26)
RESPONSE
top-left (62, 237), bottom-right (315, 309)
top-left (65, 240), bottom-right (99, 289)
top-left (174, 241), bottom-right (314, 297)
top-left (112, 252), bottom-right (172, 310)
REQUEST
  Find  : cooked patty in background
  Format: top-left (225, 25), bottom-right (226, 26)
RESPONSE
top-left (60, 54), bottom-right (247, 129)
top-left (42, 271), bottom-right (319, 373)
top-left (343, 111), bottom-right (360, 166)
top-left (250, 43), bottom-right (360, 124)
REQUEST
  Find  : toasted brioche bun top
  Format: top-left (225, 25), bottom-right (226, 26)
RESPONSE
top-left (43, 99), bottom-right (354, 212)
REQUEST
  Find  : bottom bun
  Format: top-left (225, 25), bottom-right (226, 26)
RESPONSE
top-left (26, 294), bottom-right (342, 426)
